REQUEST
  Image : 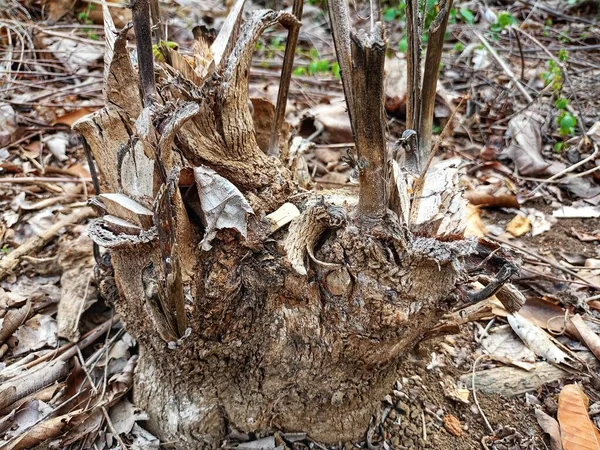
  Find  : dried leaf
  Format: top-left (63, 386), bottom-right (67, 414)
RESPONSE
top-left (554, 205), bottom-right (600, 219)
top-left (4, 410), bottom-right (81, 450)
top-left (464, 203), bottom-right (487, 238)
top-left (384, 55), bottom-right (407, 114)
top-left (558, 384), bottom-right (600, 450)
top-left (464, 191), bottom-right (519, 209)
top-left (11, 314), bottom-right (58, 356)
top-left (506, 214), bottom-right (531, 237)
top-left (53, 108), bottom-right (96, 126)
top-left (109, 399), bottom-right (148, 435)
top-left (502, 112), bottom-right (550, 176)
top-left (507, 313), bottom-right (574, 366)
top-left (0, 302), bottom-right (31, 345)
top-left (194, 166), bottom-right (254, 251)
top-left (535, 408), bottom-right (563, 450)
top-left (481, 324), bottom-right (536, 370)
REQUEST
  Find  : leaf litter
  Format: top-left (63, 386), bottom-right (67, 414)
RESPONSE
top-left (2, 0), bottom-right (600, 448)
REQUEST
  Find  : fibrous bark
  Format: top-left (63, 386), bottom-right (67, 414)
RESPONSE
top-left (74, 2), bottom-right (517, 448)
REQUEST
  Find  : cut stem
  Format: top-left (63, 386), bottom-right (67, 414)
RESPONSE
top-left (417, 0), bottom-right (453, 169)
top-left (268, 0), bottom-right (304, 156)
top-left (131, 0), bottom-right (157, 106)
top-left (351, 25), bottom-right (387, 223)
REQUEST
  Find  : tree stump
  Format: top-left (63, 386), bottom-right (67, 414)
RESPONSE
top-left (74, 2), bottom-right (519, 448)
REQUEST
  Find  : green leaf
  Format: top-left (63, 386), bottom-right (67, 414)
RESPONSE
top-left (459, 8), bottom-right (475, 24)
top-left (559, 112), bottom-right (576, 136)
top-left (383, 8), bottom-right (397, 21)
top-left (316, 59), bottom-right (330, 72)
top-left (293, 67), bottom-right (307, 76)
top-left (558, 48), bottom-right (569, 62)
top-left (308, 61), bottom-right (318, 75)
top-left (554, 142), bottom-right (564, 152)
top-left (454, 42), bottom-right (464, 52)
top-left (398, 37), bottom-right (408, 53)
top-left (555, 97), bottom-right (568, 110)
top-left (497, 11), bottom-right (518, 28)
top-left (332, 62), bottom-right (340, 79)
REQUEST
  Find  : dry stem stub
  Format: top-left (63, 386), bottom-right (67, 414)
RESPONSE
top-left (74, 3), bottom-right (515, 448)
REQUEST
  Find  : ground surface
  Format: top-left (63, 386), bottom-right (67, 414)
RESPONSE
top-left (1, 0), bottom-right (600, 448)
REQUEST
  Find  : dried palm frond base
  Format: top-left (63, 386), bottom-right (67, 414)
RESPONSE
top-left (72, 3), bottom-right (521, 448)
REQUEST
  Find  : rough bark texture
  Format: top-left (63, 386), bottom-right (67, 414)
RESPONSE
top-left (74, 4), bottom-right (504, 449)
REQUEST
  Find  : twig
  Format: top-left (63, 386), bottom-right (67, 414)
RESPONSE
top-left (529, 142), bottom-right (598, 195)
top-left (474, 32), bottom-right (533, 103)
top-left (472, 354), bottom-right (495, 434)
top-left (489, 236), bottom-right (600, 291)
top-left (0, 207), bottom-right (94, 281)
top-left (0, 177), bottom-right (93, 183)
top-left (268, 0), bottom-right (303, 156)
top-left (102, 406), bottom-right (129, 449)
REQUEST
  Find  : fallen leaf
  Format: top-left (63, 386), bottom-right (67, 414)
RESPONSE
top-left (502, 112), bottom-right (550, 175)
top-left (109, 400), bottom-right (148, 435)
top-left (443, 414), bottom-right (463, 436)
top-left (481, 324), bottom-right (536, 369)
top-left (507, 312), bottom-right (574, 366)
top-left (535, 408), bottom-right (563, 450)
top-left (506, 214), bottom-right (531, 237)
top-left (464, 203), bottom-right (487, 238)
top-left (0, 103), bottom-right (17, 147)
top-left (558, 384), bottom-right (600, 450)
top-left (304, 100), bottom-right (352, 143)
top-left (53, 107), bottom-right (96, 126)
top-left (11, 314), bottom-right (58, 356)
top-left (384, 55), bottom-right (407, 114)
top-left (554, 205), bottom-right (600, 219)
top-left (464, 190), bottom-right (519, 209)
top-left (194, 166), bottom-right (254, 251)
top-left (43, 133), bottom-right (69, 162)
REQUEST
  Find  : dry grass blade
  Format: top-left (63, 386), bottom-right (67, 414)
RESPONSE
top-left (558, 384), bottom-right (600, 450)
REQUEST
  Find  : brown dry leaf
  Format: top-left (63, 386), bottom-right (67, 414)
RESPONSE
top-left (535, 408), bottom-right (563, 450)
top-left (506, 215), bottom-right (531, 237)
top-left (502, 111), bottom-right (550, 175)
top-left (570, 314), bottom-right (600, 362)
top-left (443, 414), bottom-right (463, 436)
top-left (11, 314), bottom-right (58, 356)
top-left (464, 190), bottom-right (519, 209)
top-left (0, 302), bottom-right (31, 345)
top-left (4, 410), bottom-right (81, 450)
top-left (53, 107), bottom-right (96, 126)
top-left (578, 259), bottom-right (600, 287)
top-left (572, 228), bottom-right (600, 242)
top-left (305, 100), bottom-right (352, 143)
top-left (57, 234), bottom-right (96, 342)
top-left (558, 384), bottom-right (600, 450)
top-left (464, 203), bottom-right (487, 238)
